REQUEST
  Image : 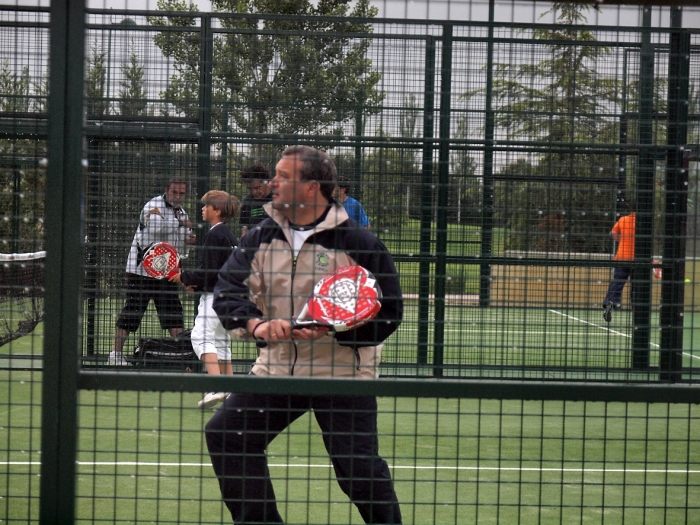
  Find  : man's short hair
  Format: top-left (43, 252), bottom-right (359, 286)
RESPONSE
top-left (337, 177), bottom-right (351, 191)
top-left (201, 190), bottom-right (240, 223)
top-left (240, 163), bottom-right (271, 183)
top-left (166, 177), bottom-right (187, 189)
top-left (282, 146), bottom-right (337, 201)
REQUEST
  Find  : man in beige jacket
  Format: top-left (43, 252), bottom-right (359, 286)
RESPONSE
top-left (207, 145), bottom-right (403, 524)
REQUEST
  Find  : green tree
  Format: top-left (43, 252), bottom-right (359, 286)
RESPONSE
top-left (119, 42), bottom-right (147, 117)
top-left (149, 0), bottom-right (383, 157)
top-left (0, 61), bottom-right (30, 113)
top-left (363, 145), bottom-right (420, 228)
top-left (31, 74), bottom-right (49, 114)
top-left (487, 3), bottom-right (622, 253)
top-left (0, 61), bottom-right (45, 253)
top-left (451, 113), bottom-right (478, 225)
top-left (398, 93), bottom-right (419, 141)
top-left (85, 43), bottom-right (108, 117)
top-left (392, 94), bottom-right (426, 221)
top-left (492, 3), bottom-right (618, 144)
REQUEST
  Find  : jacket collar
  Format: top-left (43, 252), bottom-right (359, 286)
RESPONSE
top-left (264, 201), bottom-right (349, 233)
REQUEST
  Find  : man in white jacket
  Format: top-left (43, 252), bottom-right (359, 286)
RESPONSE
top-left (109, 178), bottom-right (196, 365)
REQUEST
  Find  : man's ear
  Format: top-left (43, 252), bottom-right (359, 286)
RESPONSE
top-left (306, 180), bottom-right (321, 197)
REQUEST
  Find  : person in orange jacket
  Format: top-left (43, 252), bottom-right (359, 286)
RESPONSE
top-left (603, 200), bottom-right (636, 323)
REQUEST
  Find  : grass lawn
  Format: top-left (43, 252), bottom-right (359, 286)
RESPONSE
top-left (1, 229), bottom-right (698, 522)
top-left (2, 377), bottom-right (699, 524)
top-left (3, 302), bottom-right (699, 379)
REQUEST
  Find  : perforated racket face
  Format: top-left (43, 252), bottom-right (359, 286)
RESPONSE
top-left (142, 242), bottom-right (180, 280)
top-left (305, 265), bottom-right (382, 331)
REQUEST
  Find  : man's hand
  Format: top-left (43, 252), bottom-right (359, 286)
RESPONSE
top-left (169, 272), bottom-right (195, 292)
top-left (248, 318), bottom-right (328, 342)
top-left (248, 319), bottom-right (291, 342)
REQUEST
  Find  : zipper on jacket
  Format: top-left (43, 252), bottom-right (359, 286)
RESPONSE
top-left (290, 252), bottom-right (298, 376)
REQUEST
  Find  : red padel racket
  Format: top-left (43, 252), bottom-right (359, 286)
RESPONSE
top-left (142, 241), bottom-right (180, 280)
top-left (294, 265), bottom-right (382, 332)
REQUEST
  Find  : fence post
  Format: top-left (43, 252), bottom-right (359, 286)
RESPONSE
top-left (632, 7), bottom-right (654, 369)
top-left (433, 24), bottom-right (453, 377)
top-left (40, 0), bottom-right (84, 523)
top-left (659, 7), bottom-right (689, 382)
top-left (417, 36), bottom-right (436, 368)
top-left (84, 139), bottom-right (100, 356)
top-left (480, 0), bottom-right (496, 308)
top-left (198, 14), bottom-right (213, 204)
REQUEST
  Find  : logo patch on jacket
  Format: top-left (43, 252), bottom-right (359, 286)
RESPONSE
top-left (316, 253), bottom-right (329, 270)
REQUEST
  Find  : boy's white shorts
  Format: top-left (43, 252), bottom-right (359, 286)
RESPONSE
top-left (191, 293), bottom-right (231, 361)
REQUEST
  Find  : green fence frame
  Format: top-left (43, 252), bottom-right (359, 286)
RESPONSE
top-left (5, 1), bottom-right (695, 523)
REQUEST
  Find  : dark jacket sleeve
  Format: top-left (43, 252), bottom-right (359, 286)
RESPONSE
top-left (181, 227), bottom-right (237, 293)
top-left (239, 196), bottom-right (252, 228)
top-left (212, 231), bottom-right (263, 331)
top-left (332, 227), bottom-right (403, 350)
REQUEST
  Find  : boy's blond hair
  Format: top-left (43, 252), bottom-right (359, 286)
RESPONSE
top-left (201, 190), bottom-right (240, 223)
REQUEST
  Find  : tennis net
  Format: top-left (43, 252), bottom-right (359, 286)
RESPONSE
top-left (0, 251), bottom-right (45, 346)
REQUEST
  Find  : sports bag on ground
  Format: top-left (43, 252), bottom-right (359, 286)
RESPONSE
top-left (129, 329), bottom-right (202, 373)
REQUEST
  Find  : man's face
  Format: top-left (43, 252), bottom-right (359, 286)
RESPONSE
top-left (165, 183), bottom-right (187, 207)
top-left (251, 180), bottom-right (270, 199)
top-left (270, 155), bottom-right (313, 211)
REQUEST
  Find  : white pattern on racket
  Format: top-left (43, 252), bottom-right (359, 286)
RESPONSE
top-left (293, 265), bottom-right (382, 332)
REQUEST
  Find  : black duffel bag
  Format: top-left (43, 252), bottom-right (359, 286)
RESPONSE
top-left (129, 329), bottom-right (202, 373)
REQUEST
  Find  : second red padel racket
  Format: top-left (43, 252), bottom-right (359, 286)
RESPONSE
top-left (141, 241), bottom-right (180, 280)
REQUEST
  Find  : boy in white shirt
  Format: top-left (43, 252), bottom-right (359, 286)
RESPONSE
top-left (170, 190), bottom-right (239, 408)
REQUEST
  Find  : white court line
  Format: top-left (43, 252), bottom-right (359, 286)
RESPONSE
top-left (442, 329), bottom-right (628, 337)
top-left (548, 309), bottom-right (638, 340)
top-left (549, 309), bottom-right (700, 362)
top-left (3, 461), bottom-right (700, 474)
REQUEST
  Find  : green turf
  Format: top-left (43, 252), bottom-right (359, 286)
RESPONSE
top-left (2, 281), bottom-right (699, 522)
top-left (383, 305), bottom-right (700, 378)
top-left (2, 377), bottom-right (699, 524)
top-left (3, 302), bottom-right (699, 381)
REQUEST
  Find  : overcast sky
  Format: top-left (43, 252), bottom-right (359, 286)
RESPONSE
top-left (11, 0), bottom-right (700, 28)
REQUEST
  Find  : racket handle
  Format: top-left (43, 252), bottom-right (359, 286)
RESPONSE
top-left (291, 320), bottom-right (332, 331)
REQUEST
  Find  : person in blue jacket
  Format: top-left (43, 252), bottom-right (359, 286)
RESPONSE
top-left (335, 176), bottom-right (371, 229)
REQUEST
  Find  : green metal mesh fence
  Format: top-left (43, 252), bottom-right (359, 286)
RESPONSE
top-left (1, 2), bottom-right (700, 524)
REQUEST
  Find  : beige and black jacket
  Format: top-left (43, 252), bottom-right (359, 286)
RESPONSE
top-left (213, 202), bottom-right (403, 379)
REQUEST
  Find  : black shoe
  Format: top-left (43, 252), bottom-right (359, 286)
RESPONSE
top-left (602, 303), bottom-right (613, 323)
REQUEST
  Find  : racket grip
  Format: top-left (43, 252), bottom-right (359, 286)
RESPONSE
top-left (292, 321), bottom-right (333, 332)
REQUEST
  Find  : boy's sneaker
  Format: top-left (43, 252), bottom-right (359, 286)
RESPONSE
top-left (107, 351), bottom-right (129, 366)
top-left (198, 392), bottom-right (229, 409)
top-left (602, 303), bottom-right (613, 323)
